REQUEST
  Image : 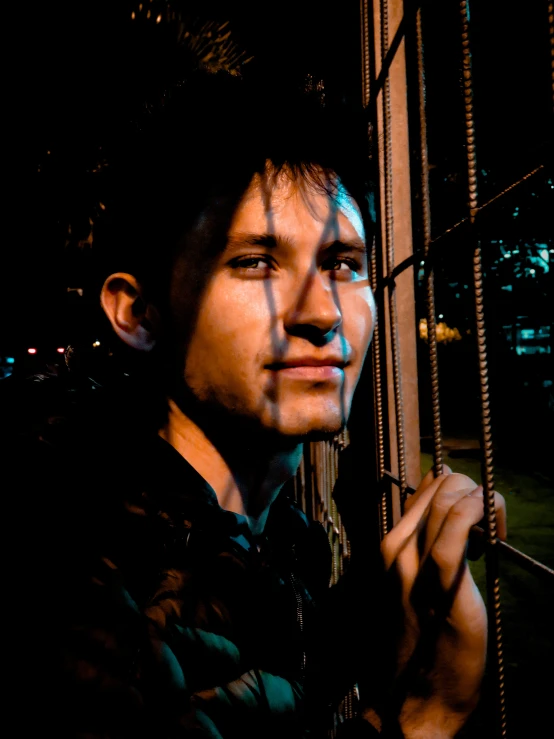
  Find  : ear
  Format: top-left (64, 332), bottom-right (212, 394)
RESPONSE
top-left (100, 273), bottom-right (160, 352)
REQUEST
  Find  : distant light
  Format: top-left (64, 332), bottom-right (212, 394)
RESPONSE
top-left (540, 249), bottom-right (549, 262)
top-left (530, 269), bottom-right (536, 275)
top-left (27, 348), bottom-right (37, 355)
top-left (420, 261), bottom-right (425, 266)
top-left (438, 314), bottom-right (444, 319)
top-left (156, 14), bottom-right (162, 23)
top-left (455, 293), bottom-right (460, 298)
top-left (56, 347), bottom-right (65, 354)
top-left (504, 252), bottom-right (511, 258)
top-left (93, 341), bottom-right (101, 347)
top-left (6, 357), bottom-right (15, 364)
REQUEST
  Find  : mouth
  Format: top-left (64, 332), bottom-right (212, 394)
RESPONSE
top-left (265, 357), bottom-right (348, 381)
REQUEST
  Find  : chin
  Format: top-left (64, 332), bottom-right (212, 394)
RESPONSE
top-left (269, 408), bottom-right (347, 441)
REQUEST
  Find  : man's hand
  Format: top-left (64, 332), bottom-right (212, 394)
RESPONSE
top-left (376, 467), bottom-right (507, 738)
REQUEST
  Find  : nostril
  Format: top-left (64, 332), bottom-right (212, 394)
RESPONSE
top-left (285, 324), bottom-right (338, 346)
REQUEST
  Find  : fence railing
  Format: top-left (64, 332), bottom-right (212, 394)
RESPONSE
top-left (295, 2), bottom-right (553, 736)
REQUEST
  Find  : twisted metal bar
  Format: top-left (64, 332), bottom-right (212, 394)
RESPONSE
top-left (415, 7), bottom-right (443, 479)
top-left (429, 164), bottom-right (545, 247)
top-left (460, 2), bottom-right (507, 735)
top-left (361, 0), bottom-right (371, 109)
top-left (361, 0), bottom-right (390, 535)
top-left (548, 0), bottom-right (554, 113)
top-left (380, 0), bottom-right (408, 506)
top-left (370, 246), bottom-right (390, 535)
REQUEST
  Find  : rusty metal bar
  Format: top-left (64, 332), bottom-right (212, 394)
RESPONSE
top-left (363, 0), bottom-right (421, 528)
top-left (361, 0), bottom-right (391, 536)
top-left (380, 0), bottom-right (409, 507)
top-left (472, 526), bottom-right (554, 585)
top-left (459, 2), bottom-right (507, 735)
top-left (548, 0), bottom-right (554, 114)
top-left (415, 6), bottom-right (444, 479)
top-left (429, 164), bottom-right (545, 248)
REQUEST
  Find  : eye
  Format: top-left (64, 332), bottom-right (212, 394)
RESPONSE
top-left (323, 257), bottom-right (363, 279)
top-left (229, 255), bottom-right (274, 276)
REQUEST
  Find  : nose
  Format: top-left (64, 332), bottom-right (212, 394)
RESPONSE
top-left (284, 268), bottom-right (342, 341)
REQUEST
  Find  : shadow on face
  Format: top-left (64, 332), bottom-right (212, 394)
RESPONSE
top-left (169, 165), bottom-right (376, 443)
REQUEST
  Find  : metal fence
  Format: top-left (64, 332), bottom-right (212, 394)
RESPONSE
top-left (295, 1), bottom-right (553, 736)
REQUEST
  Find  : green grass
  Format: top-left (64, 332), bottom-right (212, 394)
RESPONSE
top-left (421, 452), bottom-right (554, 737)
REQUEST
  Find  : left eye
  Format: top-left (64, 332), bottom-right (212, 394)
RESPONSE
top-left (229, 256), bottom-right (274, 275)
top-left (325, 258), bottom-right (360, 274)
top-left (237, 258), bottom-right (270, 269)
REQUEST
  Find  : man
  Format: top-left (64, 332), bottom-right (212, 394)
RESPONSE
top-left (4, 73), bottom-right (506, 737)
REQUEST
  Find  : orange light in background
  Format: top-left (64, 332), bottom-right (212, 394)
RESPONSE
top-left (56, 347), bottom-right (65, 354)
top-left (419, 318), bottom-right (462, 343)
top-left (27, 348), bottom-right (37, 355)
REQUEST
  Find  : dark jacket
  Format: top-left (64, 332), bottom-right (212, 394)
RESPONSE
top-left (2, 372), bottom-right (382, 738)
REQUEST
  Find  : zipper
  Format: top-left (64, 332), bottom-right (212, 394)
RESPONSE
top-left (289, 570), bottom-right (307, 677)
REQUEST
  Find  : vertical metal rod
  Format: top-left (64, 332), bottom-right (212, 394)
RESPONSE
top-left (361, 0), bottom-right (371, 108)
top-left (370, 246), bottom-right (390, 535)
top-left (548, 0), bottom-right (554, 113)
top-left (415, 7), bottom-right (444, 478)
top-left (380, 0), bottom-right (408, 506)
top-left (459, 2), bottom-right (507, 736)
top-left (361, 0), bottom-right (390, 535)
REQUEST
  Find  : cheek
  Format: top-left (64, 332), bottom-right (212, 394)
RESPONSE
top-left (188, 278), bottom-right (273, 374)
top-left (345, 287), bottom-right (376, 357)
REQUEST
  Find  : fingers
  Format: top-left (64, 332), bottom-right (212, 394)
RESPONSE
top-left (405, 463), bottom-right (453, 511)
top-left (382, 468), bottom-right (507, 603)
top-left (381, 474), bottom-right (446, 567)
top-left (384, 472), bottom-right (475, 566)
top-left (427, 486), bottom-right (507, 588)
top-left (427, 492), bottom-right (487, 592)
top-left (421, 474), bottom-right (481, 560)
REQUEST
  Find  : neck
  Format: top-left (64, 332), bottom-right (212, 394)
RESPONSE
top-left (159, 398), bottom-right (303, 536)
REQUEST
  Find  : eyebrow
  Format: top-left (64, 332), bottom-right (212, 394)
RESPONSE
top-left (227, 232), bottom-right (368, 254)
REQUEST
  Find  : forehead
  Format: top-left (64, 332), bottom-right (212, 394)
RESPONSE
top-left (229, 168), bottom-right (366, 244)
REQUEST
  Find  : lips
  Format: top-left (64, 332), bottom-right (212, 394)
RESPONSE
top-left (265, 357), bottom-right (349, 370)
top-left (265, 356), bottom-right (349, 381)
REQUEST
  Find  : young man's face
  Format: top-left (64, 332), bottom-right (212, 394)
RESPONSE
top-left (173, 168), bottom-right (376, 439)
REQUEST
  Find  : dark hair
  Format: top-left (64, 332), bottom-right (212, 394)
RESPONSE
top-left (93, 71), bottom-right (375, 311)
